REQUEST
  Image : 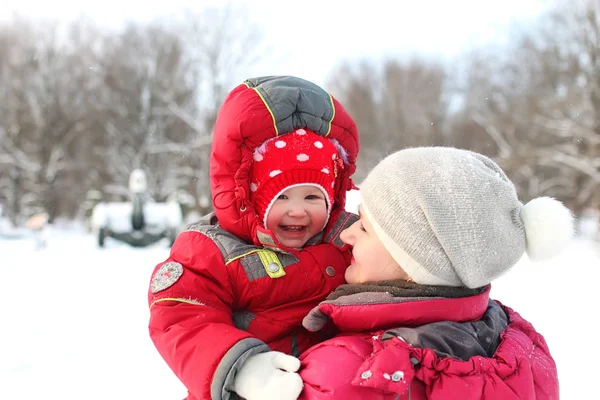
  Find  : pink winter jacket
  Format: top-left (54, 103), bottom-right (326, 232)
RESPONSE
top-left (298, 283), bottom-right (559, 400)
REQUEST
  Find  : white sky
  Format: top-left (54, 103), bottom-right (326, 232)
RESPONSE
top-left (1, 0), bottom-right (548, 86)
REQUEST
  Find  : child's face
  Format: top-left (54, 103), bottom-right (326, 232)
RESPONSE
top-left (266, 185), bottom-right (328, 249)
top-left (341, 205), bottom-right (410, 284)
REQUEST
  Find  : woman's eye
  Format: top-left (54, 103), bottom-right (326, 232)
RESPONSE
top-left (359, 223), bottom-right (366, 232)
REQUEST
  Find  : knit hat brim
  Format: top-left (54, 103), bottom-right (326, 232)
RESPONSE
top-left (361, 199), bottom-right (456, 287)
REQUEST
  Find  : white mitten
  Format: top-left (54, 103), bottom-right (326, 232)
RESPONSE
top-left (234, 351), bottom-right (303, 400)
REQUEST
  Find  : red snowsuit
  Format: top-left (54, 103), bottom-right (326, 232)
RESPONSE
top-left (299, 284), bottom-right (559, 400)
top-left (147, 76), bottom-right (359, 400)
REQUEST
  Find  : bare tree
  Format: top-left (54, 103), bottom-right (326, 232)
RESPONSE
top-left (94, 21), bottom-right (198, 201)
top-left (449, 44), bottom-right (551, 201)
top-left (0, 6), bottom-right (266, 223)
top-left (452, 0), bottom-right (600, 210)
top-left (327, 59), bottom-right (449, 182)
top-left (0, 19), bottom-right (97, 222)
top-left (530, 0), bottom-right (600, 210)
top-left (162, 5), bottom-right (265, 214)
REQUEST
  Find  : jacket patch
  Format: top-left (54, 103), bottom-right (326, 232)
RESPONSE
top-left (257, 250), bottom-right (286, 278)
top-left (151, 261), bottom-right (184, 293)
top-left (244, 76), bottom-right (335, 137)
top-left (240, 250), bottom-right (298, 281)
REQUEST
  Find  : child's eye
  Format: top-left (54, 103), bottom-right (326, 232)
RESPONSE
top-left (305, 195), bottom-right (322, 200)
top-left (278, 194), bottom-right (288, 200)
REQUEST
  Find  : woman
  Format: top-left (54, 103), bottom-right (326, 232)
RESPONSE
top-left (298, 147), bottom-right (571, 400)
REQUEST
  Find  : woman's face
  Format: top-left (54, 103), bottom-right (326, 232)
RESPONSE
top-left (340, 205), bottom-right (410, 284)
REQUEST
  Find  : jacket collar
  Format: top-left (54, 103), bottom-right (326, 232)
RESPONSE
top-left (303, 284), bottom-right (491, 333)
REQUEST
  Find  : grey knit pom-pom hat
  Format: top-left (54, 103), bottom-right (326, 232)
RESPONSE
top-left (360, 147), bottom-right (574, 289)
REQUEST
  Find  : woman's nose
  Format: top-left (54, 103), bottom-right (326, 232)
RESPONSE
top-left (340, 222), bottom-right (357, 245)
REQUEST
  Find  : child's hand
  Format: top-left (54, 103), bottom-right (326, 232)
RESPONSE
top-left (234, 351), bottom-right (303, 400)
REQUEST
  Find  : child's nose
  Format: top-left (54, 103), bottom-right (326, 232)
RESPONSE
top-left (287, 203), bottom-right (307, 217)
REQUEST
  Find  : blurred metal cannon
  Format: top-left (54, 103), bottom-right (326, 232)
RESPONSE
top-left (90, 170), bottom-right (182, 248)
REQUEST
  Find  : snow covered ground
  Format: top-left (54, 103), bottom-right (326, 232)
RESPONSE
top-left (1, 222), bottom-right (598, 399)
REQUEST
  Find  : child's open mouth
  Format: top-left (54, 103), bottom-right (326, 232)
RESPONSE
top-left (279, 225), bottom-right (307, 232)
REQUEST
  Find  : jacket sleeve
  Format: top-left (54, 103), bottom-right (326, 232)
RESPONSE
top-left (299, 336), bottom-right (386, 400)
top-left (350, 336), bottom-right (417, 397)
top-left (148, 230), bottom-right (268, 400)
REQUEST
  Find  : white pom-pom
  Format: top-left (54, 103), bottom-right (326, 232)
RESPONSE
top-left (521, 197), bottom-right (574, 261)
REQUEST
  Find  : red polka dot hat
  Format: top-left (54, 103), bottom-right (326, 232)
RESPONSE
top-left (250, 128), bottom-right (345, 229)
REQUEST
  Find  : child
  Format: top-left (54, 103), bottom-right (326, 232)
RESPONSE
top-left (299, 147), bottom-right (572, 399)
top-left (147, 76), bottom-right (359, 400)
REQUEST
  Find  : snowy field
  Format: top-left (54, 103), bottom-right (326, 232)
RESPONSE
top-left (1, 224), bottom-right (598, 399)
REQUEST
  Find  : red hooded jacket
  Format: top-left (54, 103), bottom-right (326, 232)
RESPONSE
top-left (147, 76), bottom-right (359, 400)
top-left (299, 284), bottom-right (559, 400)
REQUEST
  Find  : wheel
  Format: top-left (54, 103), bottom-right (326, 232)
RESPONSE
top-left (98, 228), bottom-right (106, 248)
